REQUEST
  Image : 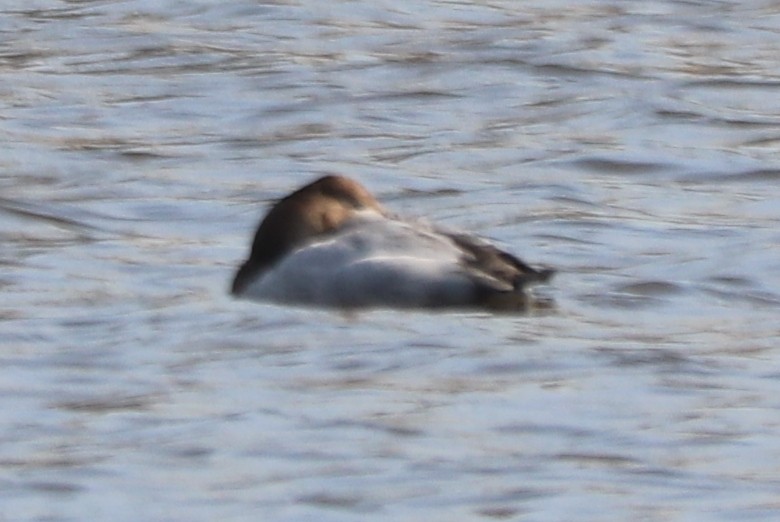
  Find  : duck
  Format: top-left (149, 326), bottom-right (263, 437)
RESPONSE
top-left (231, 175), bottom-right (554, 311)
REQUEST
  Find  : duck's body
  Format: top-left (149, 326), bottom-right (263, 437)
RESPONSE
top-left (231, 176), bottom-right (553, 311)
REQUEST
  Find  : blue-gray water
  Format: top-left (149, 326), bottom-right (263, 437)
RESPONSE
top-left (2, 1), bottom-right (780, 521)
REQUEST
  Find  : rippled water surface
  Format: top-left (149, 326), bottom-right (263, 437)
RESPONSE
top-left (3, 1), bottom-right (780, 520)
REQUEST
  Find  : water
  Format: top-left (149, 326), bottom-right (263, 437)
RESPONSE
top-left (2, 1), bottom-right (780, 520)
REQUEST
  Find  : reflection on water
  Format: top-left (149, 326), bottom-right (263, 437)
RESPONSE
top-left (2, 1), bottom-right (780, 520)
